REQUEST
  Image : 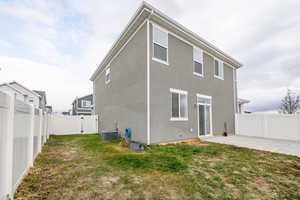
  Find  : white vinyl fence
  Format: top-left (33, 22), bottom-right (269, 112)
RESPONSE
top-left (0, 91), bottom-right (49, 200)
top-left (48, 115), bottom-right (98, 135)
top-left (236, 114), bottom-right (300, 141)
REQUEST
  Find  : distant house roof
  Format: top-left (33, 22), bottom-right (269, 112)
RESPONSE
top-left (0, 82), bottom-right (25, 95)
top-left (9, 81), bottom-right (40, 97)
top-left (72, 94), bottom-right (93, 104)
top-left (238, 98), bottom-right (250, 104)
top-left (90, 1), bottom-right (242, 81)
top-left (33, 90), bottom-right (47, 104)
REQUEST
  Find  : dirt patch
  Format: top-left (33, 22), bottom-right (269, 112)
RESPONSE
top-left (160, 138), bottom-right (201, 145)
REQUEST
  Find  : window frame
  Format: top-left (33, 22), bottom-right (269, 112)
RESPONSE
top-left (214, 58), bottom-right (224, 80)
top-left (152, 24), bottom-right (169, 65)
top-left (81, 100), bottom-right (91, 108)
top-left (193, 47), bottom-right (204, 77)
top-left (105, 67), bottom-right (111, 84)
top-left (170, 88), bottom-right (188, 121)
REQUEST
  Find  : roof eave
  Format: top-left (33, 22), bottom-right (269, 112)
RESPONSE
top-left (90, 2), bottom-right (242, 81)
top-left (90, 3), bottom-right (152, 81)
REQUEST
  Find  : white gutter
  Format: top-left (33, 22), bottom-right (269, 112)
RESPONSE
top-left (146, 9), bottom-right (153, 145)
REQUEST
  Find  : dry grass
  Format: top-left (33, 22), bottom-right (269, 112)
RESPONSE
top-left (15, 134), bottom-right (300, 200)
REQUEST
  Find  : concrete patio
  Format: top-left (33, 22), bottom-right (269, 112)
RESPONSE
top-left (203, 135), bottom-right (300, 157)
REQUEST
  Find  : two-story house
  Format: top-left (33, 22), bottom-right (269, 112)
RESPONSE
top-left (90, 2), bottom-right (242, 144)
top-left (0, 81), bottom-right (50, 111)
top-left (33, 90), bottom-right (48, 111)
top-left (71, 94), bottom-right (93, 115)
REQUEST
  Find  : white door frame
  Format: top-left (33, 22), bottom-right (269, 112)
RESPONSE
top-left (197, 94), bottom-right (213, 138)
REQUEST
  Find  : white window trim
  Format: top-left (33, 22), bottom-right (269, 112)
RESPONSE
top-left (193, 47), bottom-right (204, 77)
top-left (81, 100), bottom-right (91, 108)
top-left (170, 88), bottom-right (188, 121)
top-left (197, 93), bottom-right (212, 100)
top-left (214, 58), bottom-right (224, 80)
top-left (148, 20), bottom-right (238, 70)
top-left (105, 67), bottom-right (111, 84)
top-left (152, 24), bottom-right (169, 66)
top-left (193, 72), bottom-right (204, 77)
top-left (152, 57), bottom-right (169, 66)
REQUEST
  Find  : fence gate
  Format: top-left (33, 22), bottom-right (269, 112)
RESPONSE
top-left (49, 115), bottom-right (98, 135)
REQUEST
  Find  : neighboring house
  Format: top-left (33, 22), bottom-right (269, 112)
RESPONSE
top-left (0, 81), bottom-right (51, 111)
top-left (72, 94), bottom-right (93, 115)
top-left (237, 98), bottom-right (250, 114)
top-left (90, 2), bottom-right (242, 144)
top-left (33, 90), bottom-right (47, 111)
top-left (0, 81), bottom-right (40, 108)
top-left (46, 105), bottom-right (53, 114)
top-left (0, 83), bottom-right (27, 101)
top-left (62, 111), bottom-right (71, 116)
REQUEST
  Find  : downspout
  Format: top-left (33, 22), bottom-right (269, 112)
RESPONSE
top-left (146, 10), bottom-right (153, 145)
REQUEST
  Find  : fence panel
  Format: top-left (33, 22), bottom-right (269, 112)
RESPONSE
top-left (236, 114), bottom-right (265, 137)
top-left (265, 115), bottom-right (300, 141)
top-left (33, 109), bottom-right (40, 158)
top-left (0, 92), bottom-right (10, 200)
top-left (82, 115), bottom-right (98, 134)
top-left (236, 114), bottom-right (300, 141)
top-left (49, 115), bottom-right (98, 135)
top-left (49, 115), bottom-right (82, 135)
top-left (0, 92), bottom-right (48, 200)
top-left (12, 100), bottom-right (32, 191)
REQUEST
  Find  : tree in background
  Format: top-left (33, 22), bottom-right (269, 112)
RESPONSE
top-left (280, 89), bottom-right (300, 114)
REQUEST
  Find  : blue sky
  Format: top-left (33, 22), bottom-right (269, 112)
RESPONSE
top-left (0, 0), bottom-right (299, 111)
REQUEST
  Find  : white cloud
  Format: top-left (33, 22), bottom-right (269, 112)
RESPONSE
top-left (0, 56), bottom-right (92, 111)
top-left (0, 0), bottom-right (299, 112)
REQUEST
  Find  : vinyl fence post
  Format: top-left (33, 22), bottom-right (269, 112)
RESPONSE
top-left (38, 109), bottom-right (43, 152)
top-left (43, 112), bottom-right (46, 143)
top-left (28, 105), bottom-right (35, 167)
top-left (46, 114), bottom-right (49, 140)
top-left (3, 93), bottom-right (15, 199)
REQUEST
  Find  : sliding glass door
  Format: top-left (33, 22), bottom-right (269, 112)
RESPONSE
top-left (197, 95), bottom-right (212, 136)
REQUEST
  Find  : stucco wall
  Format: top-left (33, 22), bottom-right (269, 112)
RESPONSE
top-left (149, 23), bottom-right (236, 144)
top-left (94, 23), bottom-right (148, 143)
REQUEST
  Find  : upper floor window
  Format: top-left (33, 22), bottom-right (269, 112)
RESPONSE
top-left (82, 100), bottom-right (91, 108)
top-left (214, 59), bottom-right (224, 79)
top-left (153, 25), bottom-right (168, 64)
top-left (105, 68), bottom-right (111, 84)
top-left (193, 47), bottom-right (203, 76)
top-left (170, 88), bottom-right (188, 121)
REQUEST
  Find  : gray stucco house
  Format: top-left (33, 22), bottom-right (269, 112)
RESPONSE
top-left (72, 94), bottom-right (93, 115)
top-left (90, 2), bottom-right (242, 144)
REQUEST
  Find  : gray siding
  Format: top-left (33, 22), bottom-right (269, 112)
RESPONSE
top-left (94, 23), bottom-right (148, 143)
top-left (77, 95), bottom-right (93, 109)
top-left (149, 24), bottom-right (235, 144)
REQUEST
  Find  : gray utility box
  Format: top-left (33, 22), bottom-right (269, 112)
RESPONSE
top-left (101, 131), bottom-right (119, 141)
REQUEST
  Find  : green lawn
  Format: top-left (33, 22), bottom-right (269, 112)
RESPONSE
top-left (15, 134), bottom-right (300, 200)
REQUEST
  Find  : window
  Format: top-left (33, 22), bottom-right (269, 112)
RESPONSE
top-left (214, 59), bottom-right (224, 79)
top-left (105, 68), bottom-right (111, 84)
top-left (193, 47), bottom-right (203, 76)
top-left (153, 25), bottom-right (168, 64)
top-left (170, 88), bottom-right (188, 120)
top-left (82, 100), bottom-right (91, 108)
